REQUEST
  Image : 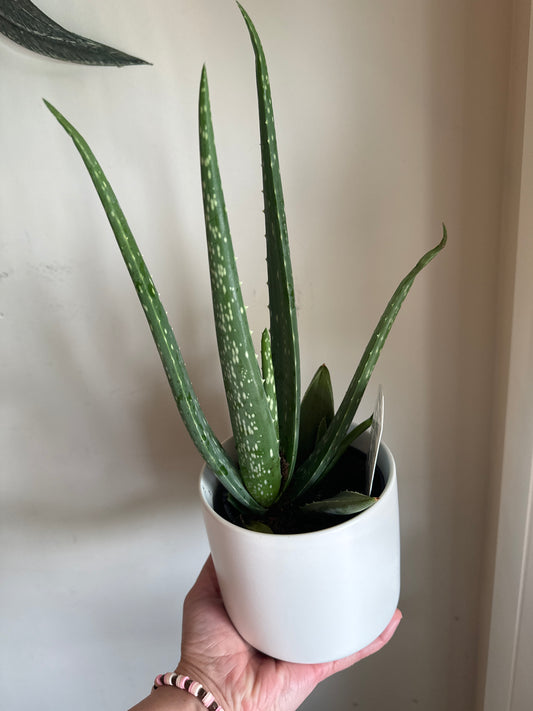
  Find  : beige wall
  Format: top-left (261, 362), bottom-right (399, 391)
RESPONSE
top-left (0, 1), bottom-right (520, 709)
top-left (481, 1), bottom-right (533, 709)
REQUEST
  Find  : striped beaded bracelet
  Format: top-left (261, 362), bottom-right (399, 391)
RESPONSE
top-left (153, 673), bottom-right (224, 711)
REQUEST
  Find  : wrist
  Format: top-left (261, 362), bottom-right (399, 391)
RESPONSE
top-left (173, 664), bottom-right (231, 711)
top-left (154, 669), bottom-right (229, 711)
top-left (128, 685), bottom-right (201, 711)
top-left (153, 686), bottom-right (202, 710)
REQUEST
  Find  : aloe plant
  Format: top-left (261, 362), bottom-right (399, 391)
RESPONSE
top-left (45, 3), bottom-right (446, 531)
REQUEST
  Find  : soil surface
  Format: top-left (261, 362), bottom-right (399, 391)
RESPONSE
top-left (214, 447), bottom-right (385, 535)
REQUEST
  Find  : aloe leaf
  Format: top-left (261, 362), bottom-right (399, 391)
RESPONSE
top-left (44, 99), bottom-right (264, 514)
top-left (290, 226), bottom-right (447, 499)
top-left (295, 416), bottom-right (372, 501)
top-left (297, 364), bottom-right (334, 466)
top-left (245, 520), bottom-right (274, 534)
top-left (239, 3), bottom-right (301, 478)
top-left (261, 329), bottom-right (279, 438)
top-left (326, 416), bottom-right (373, 473)
top-left (199, 69), bottom-right (281, 508)
top-left (301, 490), bottom-right (377, 516)
top-left (1, 0), bottom-right (150, 66)
top-left (315, 417), bottom-right (329, 444)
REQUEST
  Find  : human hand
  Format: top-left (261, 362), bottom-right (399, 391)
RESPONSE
top-left (174, 556), bottom-right (402, 711)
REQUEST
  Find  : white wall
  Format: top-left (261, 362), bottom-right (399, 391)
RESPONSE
top-left (0, 1), bottom-right (515, 710)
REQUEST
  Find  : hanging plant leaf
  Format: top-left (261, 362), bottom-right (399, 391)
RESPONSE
top-left (0, 0), bottom-right (150, 66)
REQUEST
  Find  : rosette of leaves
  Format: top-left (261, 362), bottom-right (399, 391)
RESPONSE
top-left (45, 3), bottom-right (446, 532)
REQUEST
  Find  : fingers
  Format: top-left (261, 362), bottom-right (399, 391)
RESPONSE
top-left (361, 608), bottom-right (402, 657)
top-left (328, 608), bottom-right (402, 674)
top-left (187, 556), bottom-right (221, 602)
top-left (198, 556), bottom-right (218, 586)
top-left (381, 608), bottom-right (403, 642)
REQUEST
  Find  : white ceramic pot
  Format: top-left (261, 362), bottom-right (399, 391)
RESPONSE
top-left (199, 432), bottom-right (400, 664)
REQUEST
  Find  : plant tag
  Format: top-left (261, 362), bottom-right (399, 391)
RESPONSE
top-left (366, 386), bottom-right (384, 495)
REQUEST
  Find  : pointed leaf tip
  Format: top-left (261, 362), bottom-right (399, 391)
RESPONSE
top-left (2, 1), bottom-right (150, 66)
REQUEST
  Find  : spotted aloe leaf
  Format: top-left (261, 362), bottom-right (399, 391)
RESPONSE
top-left (44, 99), bottom-right (265, 515)
top-left (290, 226), bottom-right (448, 500)
top-left (261, 329), bottom-right (279, 439)
top-left (199, 69), bottom-right (281, 508)
top-left (239, 4), bottom-right (301, 480)
top-left (301, 491), bottom-right (377, 516)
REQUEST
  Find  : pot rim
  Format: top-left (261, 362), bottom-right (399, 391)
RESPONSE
top-left (200, 432), bottom-right (397, 540)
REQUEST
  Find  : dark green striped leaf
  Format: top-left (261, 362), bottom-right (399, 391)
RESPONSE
top-left (1, 0), bottom-right (149, 66)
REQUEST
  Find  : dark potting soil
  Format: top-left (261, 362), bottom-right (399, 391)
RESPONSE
top-left (213, 447), bottom-right (385, 535)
